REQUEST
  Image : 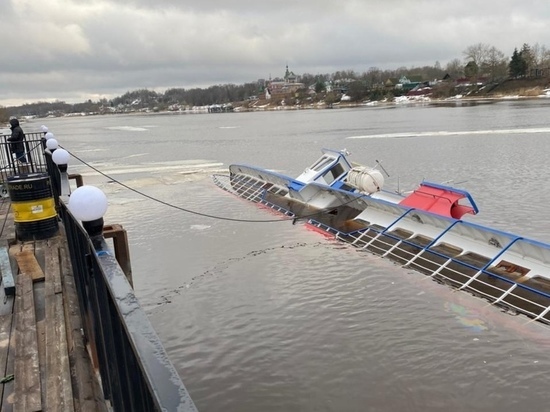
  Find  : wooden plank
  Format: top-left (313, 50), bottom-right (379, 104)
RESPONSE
top-left (0, 265), bottom-right (14, 319)
top-left (32, 241), bottom-right (46, 285)
top-left (14, 273), bottom-right (42, 411)
top-left (45, 239), bottom-right (74, 411)
top-left (8, 245), bottom-right (21, 262)
top-left (35, 319), bottom-right (45, 409)
top-left (0, 312), bottom-right (13, 409)
top-left (12, 251), bottom-right (44, 284)
top-left (0, 243), bottom-right (15, 296)
top-left (57, 294), bottom-right (74, 410)
top-left (45, 238), bottom-right (62, 295)
top-left (103, 225), bottom-right (133, 286)
top-left (0, 208), bottom-right (15, 242)
top-left (1, 307), bottom-right (16, 412)
top-left (21, 243), bottom-right (34, 259)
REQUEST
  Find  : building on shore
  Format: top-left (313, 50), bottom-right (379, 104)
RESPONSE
top-left (265, 65), bottom-right (305, 100)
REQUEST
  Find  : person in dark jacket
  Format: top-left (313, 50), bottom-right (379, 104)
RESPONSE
top-left (8, 118), bottom-right (27, 163)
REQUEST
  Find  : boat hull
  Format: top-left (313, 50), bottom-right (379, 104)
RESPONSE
top-left (213, 158), bottom-right (550, 326)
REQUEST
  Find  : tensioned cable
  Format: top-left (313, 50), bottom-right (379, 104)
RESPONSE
top-left (65, 148), bottom-right (367, 224)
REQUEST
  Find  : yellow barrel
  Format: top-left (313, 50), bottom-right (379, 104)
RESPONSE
top-left (7, 173), bottom-right (59, 241)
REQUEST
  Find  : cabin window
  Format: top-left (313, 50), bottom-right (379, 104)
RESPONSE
top-left (310, 156), bottom-right (334, 172)
top-left (324, 171), bottom-right (336, 185)
top-left (324, 163), bottom-right (345, 185)
top-left (389, 228), bottom-right (413, 240)
top-left (529, 277), bottom-right (550, 292)
top-left (455, 252), bottom-right (491, 267)
top-left (330, 163), bottom-right (345, 179)
top-left (430, 242), bottom-right (462, 256)
top-left (494, 260), bottom-right (530, 277)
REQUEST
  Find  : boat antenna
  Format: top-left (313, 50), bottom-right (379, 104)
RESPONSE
top-left (396, 175), bottom-right (400, 195)
top-left (395, 176), bottom-right (413, 195)
top-left (375, 159), bottom-right (390, 177)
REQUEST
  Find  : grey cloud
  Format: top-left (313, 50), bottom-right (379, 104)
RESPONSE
top-left (2, 0), bottom-right (550, 106)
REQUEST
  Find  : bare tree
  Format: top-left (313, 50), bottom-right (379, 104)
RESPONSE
top-left (539, 45), bottom-right (550, 71)
top-left (528, 43), bottom-right (550, 76)
top-left (484, 46), bottom-right (507, 80)
top-left (445, 58), bottom-right (463, 78)
top-left (463, 43), bottom-right (491, 70)
top-left (365, 67), bottom-right (382, 88)
top-left (0, 106), bottom-right (8, 123)
top-left (324, 91), bottom-right (338, 108)
top-left (531, 43), bottom-right (543, 66)
top-left (464, 61), bottom-right (479, 79)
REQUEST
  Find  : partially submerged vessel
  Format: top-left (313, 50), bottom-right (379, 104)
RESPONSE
top-left (213, 149), bottom-right (550, 325)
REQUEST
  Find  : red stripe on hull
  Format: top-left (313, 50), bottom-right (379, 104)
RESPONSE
top-left (305, 222), bottom-right (335, 238)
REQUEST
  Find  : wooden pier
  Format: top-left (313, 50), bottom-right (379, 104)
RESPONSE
top-left (0, 198), bottom-right (107, 411)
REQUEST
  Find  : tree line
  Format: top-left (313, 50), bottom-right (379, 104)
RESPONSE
top-left (2, 42), bottom-right (549, 121)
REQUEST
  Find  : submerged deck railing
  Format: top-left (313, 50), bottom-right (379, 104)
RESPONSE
top-left (1, 133), bottom-right (197, 411)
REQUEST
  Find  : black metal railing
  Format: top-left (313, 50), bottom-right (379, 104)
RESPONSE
top-left (30, 136), bottom-right (198, 411)
top-left (59, 204), bottom-right (197, 411)
top-left (0, 132), bottom-right (48, 178)
top-left (43, 146), bottom-right (61, 204)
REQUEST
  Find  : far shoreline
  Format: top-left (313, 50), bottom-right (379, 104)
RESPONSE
top-left (6, 93), bottom-right (550, 131)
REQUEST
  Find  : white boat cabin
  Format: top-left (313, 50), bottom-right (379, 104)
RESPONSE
top-left (295, 149), bottom-right (352, 188)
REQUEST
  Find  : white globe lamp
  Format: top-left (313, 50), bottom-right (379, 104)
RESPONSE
top-left (45, 132), bottom-right (55, 140)
top-left (52, 148), bottom-right (70, 172)
top-left (46, 138), bottom-right (58, 151)
top-left (52, 148), bottom-right (71, 196)
top-left (68, 185), bottom-right (108, 237)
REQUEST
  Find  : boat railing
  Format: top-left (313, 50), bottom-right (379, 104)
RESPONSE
top-left (40, 142), bottom-right (198, 410)
top-left (320, 218), bottom-right (550, 323)
top-left (225, 165), bottom-right (550, 325)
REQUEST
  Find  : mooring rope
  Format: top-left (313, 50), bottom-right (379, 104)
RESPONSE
top-left (64, 148), bottom-right (367, 224)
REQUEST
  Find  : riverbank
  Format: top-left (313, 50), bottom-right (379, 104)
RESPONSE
top-left (231, 93), bottom-right (550, 112)
top-left (7, 77), bottom-right (550, 122)
top-left (232, 76), bottom-right (550, 111)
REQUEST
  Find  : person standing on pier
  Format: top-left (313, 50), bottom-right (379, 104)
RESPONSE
top-left (8, 118), bottom-right (27, 163)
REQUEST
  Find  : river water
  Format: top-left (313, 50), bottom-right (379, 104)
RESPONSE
top-left (30, 100), bottom-right (550, 411)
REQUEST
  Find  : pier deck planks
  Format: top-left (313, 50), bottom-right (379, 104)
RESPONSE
top-left (0, 242), bottom-right (15, 296)
top-left (14, 272), bottom-right (42, 411)
top-left (44, 237), bottom-right (74, 411)
top-left (12, 246), bottom-right (45, 283)
top-left (0, 194), bottom-right (107, 412)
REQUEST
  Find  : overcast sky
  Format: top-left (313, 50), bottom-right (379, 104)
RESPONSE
top-left (2, 0), bottom-right (549, 106)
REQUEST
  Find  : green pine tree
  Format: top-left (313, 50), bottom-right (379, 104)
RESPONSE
top-left (509, 48), bottom-right (528, 78)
